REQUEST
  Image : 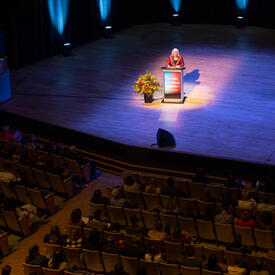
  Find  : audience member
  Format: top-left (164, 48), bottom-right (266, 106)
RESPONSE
top-left (43, 225), bottom-right (66, 246)
top-left (83, 230), bottom-right (104, 251)
top-left (236, 212), bottom-right (255, 228)
top-left (227, 258), bottom-right (247, 275)
top-left (257, 197), bottom-right (275, 213)
top-left (215, 206), bottom-right (233, 224)
top-left (68, 208), bottom-right (85, 227)
top-left (147, 222), bottom-right (167, 241)
top-left (126, 215), bottom-right (144, 236)
top-left (181, 246), bottom-right (201, 268)
top-left (110, 189), bottom-right (127, 207)
top-left (0, 125), bottom-right (22, 143)
top-left (203, 255), bottom-right (223, 273)
top-left (162, 195), bottom-right (179, 215)
top-left (87, 209), bottom-right (108, 230)
top-left (144, 246), bottom-right (163, 263)
top-left (166, 226), bottom-right (192, 244)
top-left (238, 191), bottom-right (257, 209)
top-left (90, 189), bottom-right (110, 205)
top-left (1, 265), bottom-right (11, 275)
top-left (124, 176), bottom-right (140, 192)
top-left (48, 247), bottom-right (68, 270)
top-left (245, 180), bottom-right (259, 192)
top-left (25, 245), bottom-right (48, 267)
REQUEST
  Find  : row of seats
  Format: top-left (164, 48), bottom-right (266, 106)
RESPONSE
top-left (0, 231), bottom-right (9, 257)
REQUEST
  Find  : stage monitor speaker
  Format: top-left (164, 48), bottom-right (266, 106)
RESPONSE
top-left (156, 128), bottom-right (176, 148)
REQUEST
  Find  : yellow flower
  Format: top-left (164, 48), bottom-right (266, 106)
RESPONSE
top-left (151, 75), bottom-right (155, 80)
top-left (137, 87), bottom-right (140, 92)
top-left (153, 86), bottom-right (157, 90)
top-left (144, 84), bottom-right (149, 88)
top-left (142, 75), bottom-right (146, 80)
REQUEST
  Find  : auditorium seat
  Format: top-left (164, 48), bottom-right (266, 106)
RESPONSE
top-left (43, 243), bottom-right (61, 258)
top-left (197, 200), bottom-right (215, 219)
top-left (142, 210), bottom-right (159, 229)
top-left (51, 154), bottom-right (66, 170)
top-left (0, 181), bottom-right (17, 199)
top-left (265, 257), bottom-right (275, 275)
top-left (202, 269), bottom-right (222, 275)
top-left (0, 231), bottom-right (9, 256)
top-left (189, 182), bottom-right (204, 199)
top-left (140, 259), bottom-right (160, 275)
top-left (215, 223), bottom-right (234, 245)
top-left (46, 173), bottom-right (73, 198)
top-left (14, 185), bottom-right (32, 204)
top-left (32, 168), bottom-right (52, 190)
top-left (174, 178), bottom-right (190, 196)
top-left (124, 191), bottom-right (145, 209)
top-left (64, 157), bottom-right (90, 182)
top-left (155, 175), bottom-right (169, 190)
top-left (63, 247), bottom-right (84, 269)
top-left (101, 252), bottom-right (120, 273)
top-left (139, 173), bottom-right (155, 186)
top-left (225, 250), bottom-right (244, 266)
top-left (205, 184), bottom-right (222, 202)
top-left (163, 241), bottom-right (184, 263)
top-left (181, 265), bottom-right (201, 275)
top-left (144, 237), bottom-right (162, 250)
top-left (22, 262), bottom-right (43, 275)
top-left (27, 188), bottom-right (56, 214)
top-left (244, 254), bottom-right (265, 270)
top-left (18, 164), bottom-right (36, 186)
top-left (178, 198), bottom-right (197, 215)
top-left (88, 202), bottom-right (108, 221)
top-left (203, 247), bottom-right (224, 264)
top-left (234, 225), bottom-right (255, 247)
top-left (143, 192), bottom-right (161, 211)
top-left (122, 170), bottom-right (139, 184)
top-left (64, 225), bottom-right (82, 241)
top-left (103, 231), bottom-right (123, 241)
top-left (124, 208), bottom-right (144, 227)
top-left (178, 217), bottom-right (197, 238)
top-left (254, 229), bottom-right (275, 250)
top-left (107, 205), bottom-right (126, 226)
top-left (160, 213), bottom-right (177, 233)
top-left (121, 255), bottom-right (139, 275)
top-left (42, 267), bottom-right (63, 275)
top-left (197, 220), bottom-right (216, 242)
top-left (82, 249), bottom-right (104, 273)
top-left (160, 262), bottom-right (179, 275)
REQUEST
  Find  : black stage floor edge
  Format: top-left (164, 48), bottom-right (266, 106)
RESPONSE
top-left (1, 110), bottom-right (274, 181)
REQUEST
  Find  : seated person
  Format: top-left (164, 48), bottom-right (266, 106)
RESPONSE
top-left (25, 245), bottom-right (48, 267)
top-left (257, 196), bottom-right (275, 213)
top-left (43, 225), bottom-right (66, 246)
top-left (126, 215), bottom-right (144, 236)
top-left (144, 246), bottom-right (163, 263)
top-left (225, 175), bottom-right (244, 189)
top-left (65, 228), bottom-right (83, 248)
top-left (236, 212), bottom-right (255, 228)
top-left (147, 222), bottom-right (167, 241)
top-left (83, 230), bottom-right (104, 251)
top-left (47, 247), bottom-right (68, 270)
top-left (215, 206), bottom-right (233, 224)
top-left (68, 208), bottom-right (86, 227)
top-left (110, 189), bottom-right (127, 207)
top-left (87, 209), bottom-right (108, 230)
top-left (90, 189), bottom-right (110, 205)
top-left (238, 191), bottom-right (257, 209)
top-left (0, 125), bottom-right (22, 143)
top-left (227, 258), bottom-right (247, 275)
top-left (203, 255), bottom-right (223, 273)
top-left (123, 176), bottom-right (140, 192)
top-left (161, 178), bottom-right (177, 197)
top-left (182, 246), bottom-right (201, 268)
top-left (166, 226), bottom-right (192, 245)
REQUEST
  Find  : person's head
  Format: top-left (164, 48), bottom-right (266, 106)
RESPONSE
top-left (125, 176), bottom-right (134, 186)
top-left (112, 189), bottom-right (120, 200)
top-left (171, 48), bottom-right (179, 57)
top-left (70, 208), bottom-right (82, 224)
top-left (92, 189), bottom-right (102, 200)
top-left (28, 245), bottom-right (39, 261)
top-left (93, 209), bottom-right (102, 220)
top-left (185, 245), bottom-right (195, 258)
top-left (167, 177), bottom-right (175, 187)
top-left (1, 265), bottom-right (11, 275)
top-left (129, 215), bottom-right (138, 226)
top-left (261, 211), bottom-right (272, 226)
top-left (207, 255), bottom-right (218, 268)
top-left (241, 211), bottom-right (250, 222)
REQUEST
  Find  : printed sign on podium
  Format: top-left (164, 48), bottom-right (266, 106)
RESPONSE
top-left (161, 66), bottom-right (185, 103)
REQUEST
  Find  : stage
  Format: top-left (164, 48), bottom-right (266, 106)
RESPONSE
top-left (1, 23), bottom-right (275, 165)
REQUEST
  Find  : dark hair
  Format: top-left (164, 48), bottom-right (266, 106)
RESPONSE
top-left (1, 265), bottom-right (11, 275)
top-left (28, 245), bottom-right (39, 262)
top-left (70, 208), bottom-right (82, 224)
top-left (125, 176), bottom-right (134, 186)
top-left (167, 177), bottom-right (175, 187)
top-left (94, 209), bottom-right (102, 220)
top-left (92, 189), bottom-right (102, 201)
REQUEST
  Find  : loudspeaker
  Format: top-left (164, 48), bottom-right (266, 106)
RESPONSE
top-left (156, 128), bottom-right (176, 148)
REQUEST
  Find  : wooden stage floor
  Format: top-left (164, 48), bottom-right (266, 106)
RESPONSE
top-left (1, 23), bottom-right (275, 165)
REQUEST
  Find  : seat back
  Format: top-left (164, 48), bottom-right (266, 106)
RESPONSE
top-left (215, 223), bottom-right (234, 244)
top-left (140, 259), bottom-right (160, 275)
top-left (51, 154), bottom-right (66, 170)
top-left (23, 263), bottom-right (43, 275)
top-left (178, 198), bottom-right (197, 216)
top-left (139, 173), bottom-right (156, 186)
top-left (0, 181), bottom-right (17, 199)
top-left (107, 205), bottom-right (126, 226)
top-left (197, 219), bottom-right (216, 241)
top-left (202, 269), bottom-right (222, 275)
top-left (27, 188), bottom-right (47, 210)
top-left (64, 157), bottom-right (82, 175)
top-left (124, 208), bottom-right (144, 227)
top-left (189, 182), bottom-right (204, 199)
top-left (244, 254), bottom-right (264, 270)
top-left (178, 217), bottom-right (197, 237)
top-left (124, 191), bottom-right (145, 209)
top-left (3, 210), bottom-right (22, 233)
top-left (14, 185), bottom-right (32, 204)
top-left (64, 225), bottom-right (82, 242)
top-left (163, 241), bottom-right (184, 263)
top-left (0, 231), bottom-right (9, 256)
top-left (155, 175), bottom-right (169, 190)
top-left (103, 231), bottom-right (123, 242)
top-left (181, 265), bottom-right (201, 275)
top-left (82, 249), bottom-right (104, 272)
top-left (121, 255), bottom-right (139, 275)
top-left (160, 262), bottom-right (179, 275)
top-left (47, 173), bottom-right (66, 193)
top-left (234, 225), bottom-right (255, 247)
top-left (197, 200), bottom-right (215, 219)
top-left (42, 267), bottom-right (63, 275)
top-left (160, 213), bottom-right (177, 233)
top-left (43, 243), bottom-right (61, 258)
top-left (203, 247), bottom-right (224, 264)
top-left (224, 250), bottom-right (243, 266)
top-left (32, 168), bottom-right (52, 189)
top-left (142, 210), bottom-right (160, 230)
top-left (144, 237), bottom-right (162, 250)
top-left (88, 202), bottom-right (108, 220)
top-left (18, 164), bottom-right (36, 185)
top-left (205, 184), bottom-right (222, 201)
top-left (143, 192), bottom-right (161, 211)
top-left (101, 252), bottom-right (120, 273)
top-left (63, 247), bottom-right (84, 269)
top-left (174, 178), bottom-right (190, 196)
top-left (254, 229), bottom-right (275, 250)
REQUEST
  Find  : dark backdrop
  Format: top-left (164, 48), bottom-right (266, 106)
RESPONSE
top-left (2, 0), bottom-right (275, 68)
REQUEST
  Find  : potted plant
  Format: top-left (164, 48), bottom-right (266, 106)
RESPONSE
top-left (133, 70), bottom-right (160, 103)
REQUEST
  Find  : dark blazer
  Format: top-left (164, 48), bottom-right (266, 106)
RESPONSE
top-left (166, 56), bottom-right (184, 67)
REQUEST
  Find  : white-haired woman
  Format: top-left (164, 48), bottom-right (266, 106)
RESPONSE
top-left (166, 48), bottom-right (184, 67)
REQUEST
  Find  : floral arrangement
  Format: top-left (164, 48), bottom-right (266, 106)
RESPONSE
top-left (133, 70), bottom-right (160, 95)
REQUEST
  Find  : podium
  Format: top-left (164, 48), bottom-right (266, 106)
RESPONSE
top-left (161, 66), bottom-right (185, 103)
top-left (0, 58), bottom-right (11, 103)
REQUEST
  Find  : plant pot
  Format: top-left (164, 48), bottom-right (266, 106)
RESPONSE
top-left (144, 93), bottom-right (153, 103)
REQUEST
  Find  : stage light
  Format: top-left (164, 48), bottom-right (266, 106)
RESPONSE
top-left (104, 25), bottom-right (113, 39)
top-left (235, 0), bottom-right (249, 10)
top-left (236, 16), bottom-right (245, 28)
top-left (47, 0), bottom-right (70, 35)
top-left (62, 42), bottom-right (72, 56)
top-left (171, 13), bottom-right (181, 25)
top-left (170, 0), bottom-right (182, 13)
top-left (97, 0), bottom-right (111, 24)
